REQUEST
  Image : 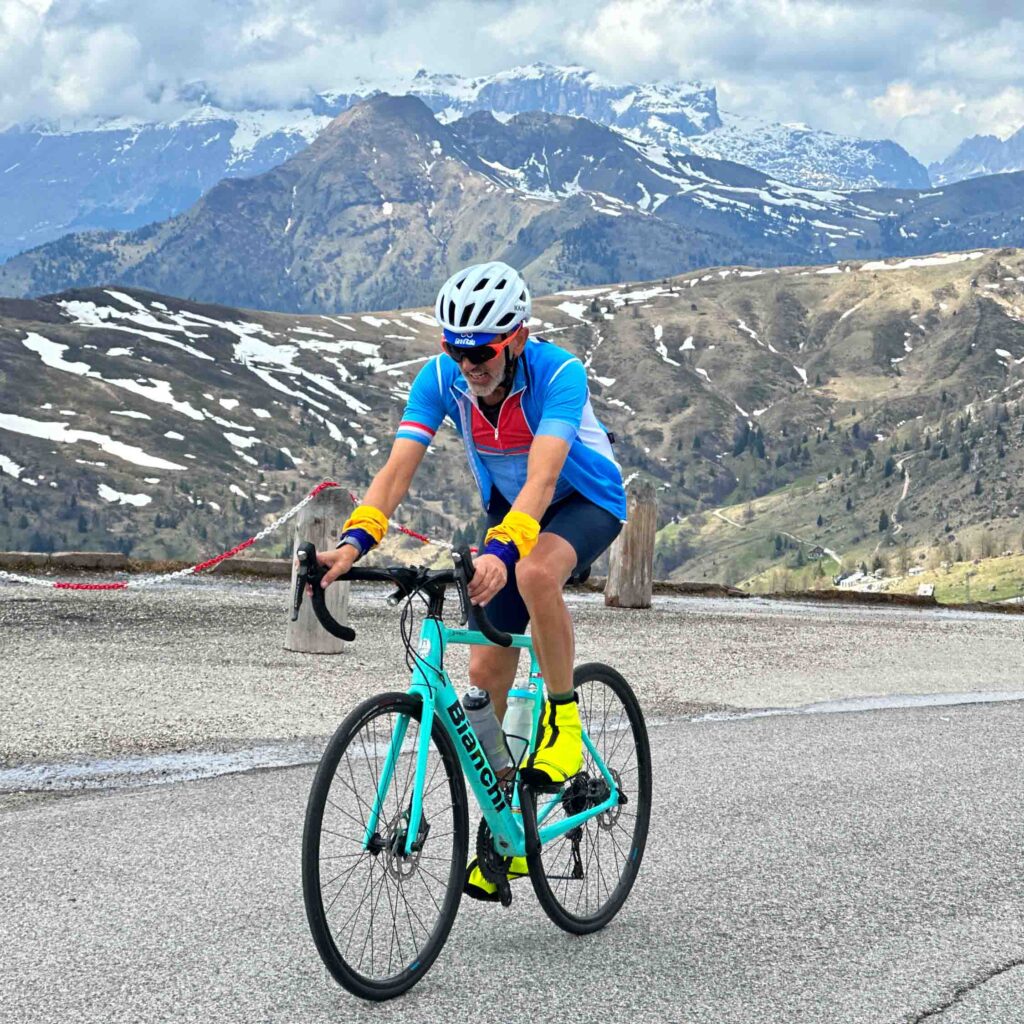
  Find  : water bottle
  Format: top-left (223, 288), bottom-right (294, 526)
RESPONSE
top-left (502, 684), bottom-right (537, 768)
top-left (464, 687), bottom-right (510, 772)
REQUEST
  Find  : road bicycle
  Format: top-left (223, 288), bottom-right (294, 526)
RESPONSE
top-left (294, 542), bottom-right (652, 1001)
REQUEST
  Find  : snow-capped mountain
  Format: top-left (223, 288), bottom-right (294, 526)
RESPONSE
top-left (396, 63), bottom-right (721, 137)
top-left (930, 126), bottom-right (1024, 185)
top-left (0, 64), bottom-right (928, 261)
top-left (683, 113), bottom-right (930, 191)
top-left (2, 95), bottom-right (1023, 315)
top-left (0, 107), bottom-right (332, 261)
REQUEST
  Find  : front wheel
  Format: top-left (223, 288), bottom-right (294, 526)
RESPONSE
top-left (520, 663), bottom-right (652, 934)
top-left (302, 692), bottom-right (469, 1000)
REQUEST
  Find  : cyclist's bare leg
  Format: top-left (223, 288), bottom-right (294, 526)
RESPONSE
top-left (514, 533), bottom-right (577, 698)
top-left (468, 643), bottom-right (521, 721)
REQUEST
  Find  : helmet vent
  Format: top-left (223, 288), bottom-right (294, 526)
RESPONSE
top-left (459, 303), bottom-right (475, 328)
top-left (477, 299), bottom-right (494, 324)
top-left (496, 278), bottom-right (507, 289)
top-left (447, 299), bottom-right (456, 325)
top-left (496, 311), bottom-right (514, 327)
top-left (473, 278), bottom-right (488, 292)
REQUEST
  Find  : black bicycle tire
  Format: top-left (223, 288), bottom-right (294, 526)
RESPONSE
top-left (520, 663), bottom-right (652, 934)
top-left (302, 691), bottom-right (469, 1000)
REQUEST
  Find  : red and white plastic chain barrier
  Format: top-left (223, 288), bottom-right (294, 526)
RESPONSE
top-left (0, 481), bottom-right (467, 592)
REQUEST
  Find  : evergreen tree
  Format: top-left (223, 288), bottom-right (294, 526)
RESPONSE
top-left (878, 510), bottom-right (890, 532)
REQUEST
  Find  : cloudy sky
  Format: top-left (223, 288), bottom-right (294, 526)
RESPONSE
top-left (2, 0), bottom-right (1023, 162)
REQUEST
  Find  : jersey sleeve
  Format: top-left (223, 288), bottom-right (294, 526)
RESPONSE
top-left (536, 357), bottom-right (587, 442)
top-left (396, 357), bottom-right (447, 447)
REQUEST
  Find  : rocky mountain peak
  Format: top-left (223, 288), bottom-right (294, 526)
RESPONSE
top-left (930, 125), bottom-right (1024, 186)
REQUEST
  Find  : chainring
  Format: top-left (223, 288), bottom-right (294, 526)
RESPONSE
top-left (475, 816), bottom-right (512, 885)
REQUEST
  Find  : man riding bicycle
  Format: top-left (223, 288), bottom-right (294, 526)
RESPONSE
top-left (316, 261), bottom-right (627, 900)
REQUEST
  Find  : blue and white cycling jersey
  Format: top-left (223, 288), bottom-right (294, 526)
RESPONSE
top-left (396, 338), bottom-right (627, 522)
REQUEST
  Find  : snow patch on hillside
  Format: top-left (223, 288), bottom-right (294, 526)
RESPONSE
top-left (98, 483), bottom-right (152, 506)
top-left (0, 414), bottom-right (186, 470)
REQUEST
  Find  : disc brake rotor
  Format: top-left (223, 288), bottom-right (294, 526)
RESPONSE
top-left (598, 769), bottom-right (622, 831)
top-left (385, 809), bottom-right (429, 880)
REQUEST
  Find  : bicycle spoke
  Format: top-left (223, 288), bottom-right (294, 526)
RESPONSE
top-left (523, 670), bottom-right (650, 929)
top-left (306, 698), bottom-right (465, 990)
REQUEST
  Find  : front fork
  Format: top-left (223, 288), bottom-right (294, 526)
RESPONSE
top-left (361, 697), bottom-right (437, 856)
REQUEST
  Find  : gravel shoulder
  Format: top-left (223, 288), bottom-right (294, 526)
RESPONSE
top-left (3, 576), bottom-right (1024, 766)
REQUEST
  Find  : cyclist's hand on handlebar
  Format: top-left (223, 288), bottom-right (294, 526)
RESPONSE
top-left (315, 545), bottom-right (359, 589)
top-left (468, 553), bottom-right (507, 606)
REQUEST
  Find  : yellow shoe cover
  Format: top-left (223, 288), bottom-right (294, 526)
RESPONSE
top-left (463, 856), bottom-right (529, 903)
top-left (520, 696), bottom-right (583, 788)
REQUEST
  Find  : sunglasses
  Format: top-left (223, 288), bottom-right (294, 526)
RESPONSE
top-left (441, 324), bottom-right (524, 365)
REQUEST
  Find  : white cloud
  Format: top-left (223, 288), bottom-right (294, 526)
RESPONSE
top-left (0, 0), bottom-right (1022, 162)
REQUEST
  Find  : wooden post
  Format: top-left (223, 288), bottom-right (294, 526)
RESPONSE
top-left (605, 480), bottom-right (657, 609)
top-left (285, 486), bottom-right (354, 653)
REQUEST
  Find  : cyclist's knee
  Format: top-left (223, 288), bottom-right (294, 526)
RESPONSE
top-left (468, 644), bottom-right (519, 694)
top-left (515, 557), bottom-right (565, 598)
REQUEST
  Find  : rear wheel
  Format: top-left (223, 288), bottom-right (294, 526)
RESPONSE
top-left (302, 692), bottom-right (469, 1000)
top-left (520, 663), bottom-right (651, 934)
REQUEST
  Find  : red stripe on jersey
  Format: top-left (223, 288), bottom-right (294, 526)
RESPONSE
top-left (471, 392), bottom-right (534, 453)
top-left (400, 420), bottom-right (436, 436)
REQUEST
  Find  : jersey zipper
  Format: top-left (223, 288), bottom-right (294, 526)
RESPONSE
top-left (491, 382), bottom-right (526, 445)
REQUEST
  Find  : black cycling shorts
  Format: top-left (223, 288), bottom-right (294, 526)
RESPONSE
top-left (468, 488), bottom-right (623, 636)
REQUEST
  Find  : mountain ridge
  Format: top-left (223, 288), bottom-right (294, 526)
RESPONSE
top-left (0, 63), bottom-right (929, 260)
top-left (3, 95), bottom-right (1024, 315)
top-left (4, 247), bottom-right (1024, 592)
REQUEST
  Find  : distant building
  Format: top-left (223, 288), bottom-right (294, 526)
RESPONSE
top-left (808, 545), bottom-right (826, 560)
top-left (838, 572), bottom-right (867, 589)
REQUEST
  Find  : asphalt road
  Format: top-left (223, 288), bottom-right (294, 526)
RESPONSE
top-left (3, 699), bottom-right (1024, 1024)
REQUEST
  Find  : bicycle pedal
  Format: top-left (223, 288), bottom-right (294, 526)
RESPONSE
top-left (498, 881), bottom-right (513, 908)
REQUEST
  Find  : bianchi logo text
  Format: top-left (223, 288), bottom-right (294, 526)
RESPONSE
top-left (446, 699), bottom-right (507, 812)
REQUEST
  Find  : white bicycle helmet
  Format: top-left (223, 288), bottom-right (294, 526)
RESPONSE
top-left (435, 261), bottom-right (531, 346)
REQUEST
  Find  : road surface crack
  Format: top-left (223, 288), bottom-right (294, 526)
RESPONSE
top-left (904, 958), bottom-right (1024, 1021)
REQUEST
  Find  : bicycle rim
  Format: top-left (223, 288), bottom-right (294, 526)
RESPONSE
top-left (522, 663), bottom-right (652, 934)
top-left (302, 692), bottom-right (469, 1000)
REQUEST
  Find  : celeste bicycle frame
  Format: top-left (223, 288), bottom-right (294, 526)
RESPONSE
top-left (361, 616), bottom-right (622, 859)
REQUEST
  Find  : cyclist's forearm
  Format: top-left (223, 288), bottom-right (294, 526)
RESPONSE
top-left (360, 464), bottom-right (411, 518)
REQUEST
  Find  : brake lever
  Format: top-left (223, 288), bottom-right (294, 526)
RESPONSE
top-left (454, 561), bottom-right (469, 625)
top-left (452, 545), bottom-right (512, 647)
top-left (293, 541), bottom-right (356, 642)
top-left (292, 543), bottom-right (313, 621)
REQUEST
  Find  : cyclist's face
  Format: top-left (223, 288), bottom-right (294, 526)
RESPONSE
top-left (460, 347), bottom-right (507, 398)
top-left (458, 326), bottom-right (527, 398)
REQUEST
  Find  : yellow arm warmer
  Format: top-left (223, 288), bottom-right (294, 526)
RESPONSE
top-left (484, 510), bottom-right (541, 560)
top-left (341, 504), bottom-right (390, 546)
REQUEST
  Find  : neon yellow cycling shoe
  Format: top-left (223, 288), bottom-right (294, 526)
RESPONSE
top-left (464, 856), bottom-right (529, 903)
top-left (519, 693), bottom-right (583, 789)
